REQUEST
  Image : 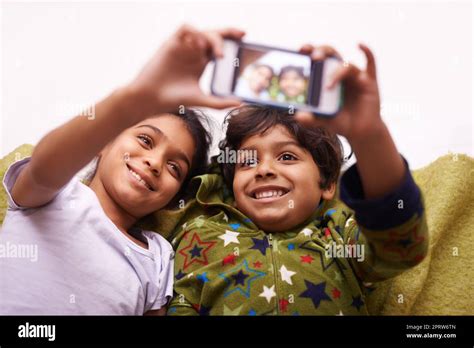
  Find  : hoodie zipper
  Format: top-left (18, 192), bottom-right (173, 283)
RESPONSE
top-left (267, 233), bottom-right (279, 314)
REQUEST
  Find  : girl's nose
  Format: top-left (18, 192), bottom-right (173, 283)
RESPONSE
top-left (145, 158), bottom-right (161, 176)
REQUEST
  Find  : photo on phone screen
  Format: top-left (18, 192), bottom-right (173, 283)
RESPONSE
top-left (233, 47), bottom-right (312, 106)
top-left (211, 40), bottom-right (343, 117)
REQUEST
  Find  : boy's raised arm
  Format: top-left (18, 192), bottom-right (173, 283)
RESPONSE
top-left (11, 26), bottom-right (243, 208)
top-left (295, 43), bottom-right (406, 199)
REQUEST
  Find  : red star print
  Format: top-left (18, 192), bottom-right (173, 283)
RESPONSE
top-left (382, 225), bottom-right (425, 258)
top-left (179, 232), bottom-right (217, 270)
top-left (300, 254), bottom-right (315, 264)
top-left (332, 287), bottom-right (341, 299)
top-left (412, 253), bottom-right (425, 265)
top-left (324, 228), bottom-right (331, 238)
top-left (222, 253), bottom-right (236, 266)
top-left (253, 261), bottom-right (263, 268)
top-left (192, 303), bottom-right (200, 312)
top-left (279, 299), bottom-right (289, 312)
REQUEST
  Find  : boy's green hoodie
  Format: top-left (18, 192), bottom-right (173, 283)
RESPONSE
top-left (167, 158), bottom-right (428, 315)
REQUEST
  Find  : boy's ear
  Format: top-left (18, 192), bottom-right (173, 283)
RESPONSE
top-left (321, 182), bottom-right (336, 201)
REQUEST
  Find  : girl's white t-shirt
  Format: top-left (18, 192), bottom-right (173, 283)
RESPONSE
top-left (0, 157), bottom-right (174, 315)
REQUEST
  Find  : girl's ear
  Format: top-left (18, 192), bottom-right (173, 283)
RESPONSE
top-left (321, 182), bottom-right (336, 201)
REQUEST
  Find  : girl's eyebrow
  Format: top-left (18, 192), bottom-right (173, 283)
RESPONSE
top-left (135, 124), bottom-right (191, 169)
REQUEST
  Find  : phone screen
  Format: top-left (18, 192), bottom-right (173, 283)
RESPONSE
top-left (233, 46), bottom-right (313, 106)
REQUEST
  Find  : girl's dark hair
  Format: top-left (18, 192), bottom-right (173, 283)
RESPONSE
top-left (253, 64), bottom-right (275, 77)
top-left (278, 65), bottom-right (306, 81)
top-left (168, 108), bottom-right (212, 198)
top-left (218, 104), bottom-right (343, 190)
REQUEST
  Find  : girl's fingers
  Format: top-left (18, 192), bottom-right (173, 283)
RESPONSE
top-left (217, 27), bottom-right (246, 40)
top-left (299, 44), bottom-right (342, 61)
top-left (326, 62), bottom-right (361, 89)
top-left (316, 45), bottom-right (343, 60)
top-left (299, 43), bottom-right (314, 54)
top-left (203, 31), bottom-right (224, 58)
top-left (204, 28), bottom-right (245, 58)
top-left (359, 43), bottom-right (377, 79)
top-left (194, 94), bottom-right (242, 110)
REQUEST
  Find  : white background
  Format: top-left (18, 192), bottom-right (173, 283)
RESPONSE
top-left (1, 0), bottom-right (472, 169)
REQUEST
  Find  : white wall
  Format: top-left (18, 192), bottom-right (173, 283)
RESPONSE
top-left (1, 0), bottom-right (472, 169)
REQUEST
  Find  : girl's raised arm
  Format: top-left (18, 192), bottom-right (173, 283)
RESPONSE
top-left (10, 25), bottom-right (244, 208)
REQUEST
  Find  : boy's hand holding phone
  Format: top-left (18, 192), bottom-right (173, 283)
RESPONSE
top-left (296, 44), bottom-right (406, 200)
top-left (295, 44), bottom-right (383, 144)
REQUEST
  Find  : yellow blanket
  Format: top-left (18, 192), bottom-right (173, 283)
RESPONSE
top-left (1, 145), bottom-right (473, 315)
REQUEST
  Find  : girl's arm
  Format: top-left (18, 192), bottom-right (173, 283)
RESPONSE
top-left (11, 87), bottom-right (149, 208)
top-left (11, 25), bottom-right (243, 208)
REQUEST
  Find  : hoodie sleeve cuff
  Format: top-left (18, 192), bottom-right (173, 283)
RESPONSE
top-left (339, 156), bottom-right (424, 230)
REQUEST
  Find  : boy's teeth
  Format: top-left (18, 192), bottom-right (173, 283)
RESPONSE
top-left (129, 168), bottom-right (152, 190)
top-left (255, 190), bottom-right (284, 199)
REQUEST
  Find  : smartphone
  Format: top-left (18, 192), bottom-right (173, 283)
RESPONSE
top-left (211, 40), bottom-right (343, 118)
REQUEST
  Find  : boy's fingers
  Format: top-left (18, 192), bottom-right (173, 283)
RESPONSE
top-left (294, 111), bottom-right (332, 130)
top-left (327, 62), bottom-right (361, 89)
top-left (359, 43), bottom-right (377, 79)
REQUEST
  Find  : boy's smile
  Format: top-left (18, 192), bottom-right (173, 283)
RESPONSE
top-left (233, 125), bottom-right (335, 233)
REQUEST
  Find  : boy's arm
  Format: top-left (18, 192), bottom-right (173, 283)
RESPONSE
top-left (11, 26), bottom-right (243, 208)
top-left (339, 157), bottom-right (428, 282)
top-left (294, 44), bottom-right (428, 280)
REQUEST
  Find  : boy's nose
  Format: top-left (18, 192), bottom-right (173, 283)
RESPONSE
top-left (255, 160), bottom-right (276, 179)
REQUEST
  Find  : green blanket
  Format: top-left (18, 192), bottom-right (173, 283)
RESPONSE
top-left (1, 145), bottom-right (473, 315)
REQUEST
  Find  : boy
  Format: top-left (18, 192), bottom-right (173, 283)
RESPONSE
top-left (276, 65), bottom-right (307, 104)
top-left (168, 44), bottom-right (428, 315)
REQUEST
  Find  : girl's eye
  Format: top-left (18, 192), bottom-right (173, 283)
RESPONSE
top-left (138, 134), bottom-right (153, 147)
top-left (280, 153), bottom-right (297, 161)
top-left (168, 162), bottom-right (181, 179)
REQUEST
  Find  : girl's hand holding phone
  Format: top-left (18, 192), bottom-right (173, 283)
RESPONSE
top-left (128, 25), bottom-right (244, 118)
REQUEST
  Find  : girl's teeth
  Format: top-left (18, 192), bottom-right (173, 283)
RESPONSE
top-left (129, 169), bottom-right (152, 190)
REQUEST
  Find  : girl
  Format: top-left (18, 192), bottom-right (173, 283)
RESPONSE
top-left (0, 25), bottom-right (244, 315)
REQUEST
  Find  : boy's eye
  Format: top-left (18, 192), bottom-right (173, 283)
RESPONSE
top-left (138, 134), bottom-right (153, 147)
top-left (239, 157), bottom-right (258, 168)
top-left (279, 153), bottom-right (297, 161)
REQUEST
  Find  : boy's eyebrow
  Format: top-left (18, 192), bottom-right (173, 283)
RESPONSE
top-left (135, 124), bottom-right (191, 169)
top-left (240, 140), bottom-right (303, 152)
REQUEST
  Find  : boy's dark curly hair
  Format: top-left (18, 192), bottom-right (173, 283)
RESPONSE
top-left (218, 104), bottom-right (343, 190)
